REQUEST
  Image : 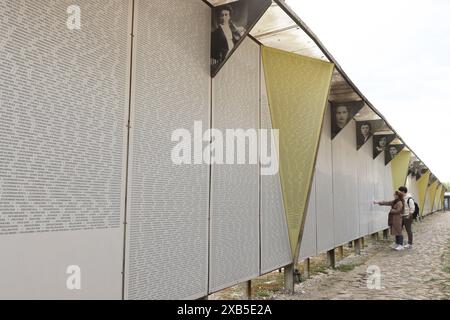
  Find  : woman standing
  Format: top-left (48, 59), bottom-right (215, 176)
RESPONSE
top-left (374, 191), bottom-right (405, 251)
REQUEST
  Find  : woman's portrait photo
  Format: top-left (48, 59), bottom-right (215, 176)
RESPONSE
top-left (377, 136), bottom-right (388, 152)
top-left (336, 105), bottom-right (350, 129)
top-left (331, 101), bottom-right (364, 138)
top-left (373, 134), bottom-right (395, 158)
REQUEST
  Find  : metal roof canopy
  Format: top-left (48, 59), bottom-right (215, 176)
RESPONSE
top-left (203, 0), bottom-right (441, 184)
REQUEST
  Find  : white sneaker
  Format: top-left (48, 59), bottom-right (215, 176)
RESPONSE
top-left (391, 243), bottom-right (397, 249)
top-left (394, 245), bottom-right (404, 251)
top-left (404, 244), bottom-right (412, 249)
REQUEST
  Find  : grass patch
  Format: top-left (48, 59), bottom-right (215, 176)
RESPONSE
top-left (255, 289), bottom-right (271, 299)
top-left (311, 265), bottom-right (328, 275)
top-left (336, 262), bottom-right (362, 272)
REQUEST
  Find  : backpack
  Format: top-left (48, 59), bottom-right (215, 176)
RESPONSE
top-left (407, 197), bottom-right (420, 220)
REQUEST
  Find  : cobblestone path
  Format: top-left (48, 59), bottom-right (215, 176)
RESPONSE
top-left (275, 211), bottom-right (450, 300)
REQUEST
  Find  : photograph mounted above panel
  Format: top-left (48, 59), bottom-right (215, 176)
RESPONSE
top-left (330, 100), bottom-right (364, 139)
top-left (408, 158), bottom-right (421, 180)
top-left (211, 0), bottom-right (271, 77)
top-left (417, 163), bottom-right (428, 180)
top-left (429, 174), bottom-right (437, 186)
top-left (385, 143), bottom-right (405, 165)
top-left (373, 133), bottom-right (395, 159)
top-left (355, 119), bottom-right (386, 150)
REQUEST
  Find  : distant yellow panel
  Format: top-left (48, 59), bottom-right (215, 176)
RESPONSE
top-left (417, 171), bottom-right (430, 216)
top-left (434, 184), bottom-right (442, 211)
top-left (427, 181), bottom-right (438, 214)
top-left (262, 46), bottom-right (334, 258)
top-left (390, 150), bottom-right (411, 191)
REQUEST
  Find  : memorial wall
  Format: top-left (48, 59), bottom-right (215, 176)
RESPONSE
top-left (0, 0), bottom-right (444, 299)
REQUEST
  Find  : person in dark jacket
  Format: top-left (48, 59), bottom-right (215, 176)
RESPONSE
top-left (374, 191), bottom-right (405, 251)
top-left (211, 5), bottom-right (246, 68)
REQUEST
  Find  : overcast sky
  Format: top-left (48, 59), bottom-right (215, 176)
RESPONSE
top-left (287, 0), bottom-right (450, 183)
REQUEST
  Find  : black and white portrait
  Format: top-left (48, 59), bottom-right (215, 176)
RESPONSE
top-left (211, 5), bottom-right (246, 71)
top-left (429, 174), bottom-right (437, 186)
top-left (357, 122), bottom-right (372, 148)
top-left (385, 144), bottom-right (404, 165)
top-left (416, 163), bottom-right (427, 180)
top-left (356, 119), bottom-right (384, 150)
top-left (408, 160), bottom-right (421, 179)
top-left (210, 0), bottom-right (271, 77)
top-left (331, 101), bottom-right (364, 139)
top-left (373, 134), bottom-right (395, 159)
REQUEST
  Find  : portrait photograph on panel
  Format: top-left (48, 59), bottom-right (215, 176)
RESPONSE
top-left (355, 119), bottom-right (384, 150)
top-left (417, 163), bottom-right (427, 180)
top-left (429, 174), bottom-right (437, 186)
top-left (330, 100), bottom-right (364, 138)
top-left (210, 0), bottom-right (271, 77)
top-left (385, 144), bottom-right (405, 165)
top-left (408, 160), bottom-right (421, 179)
top-left (373, 134), bottom-right (396, 159)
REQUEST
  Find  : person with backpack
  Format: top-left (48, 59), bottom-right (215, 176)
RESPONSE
top-left (398, 186), bottom-right (417, 249)
top-left (374, 191), bottom-right (405, 251)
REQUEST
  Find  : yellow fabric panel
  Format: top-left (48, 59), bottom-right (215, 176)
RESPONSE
top-left (262, 46), bottom-right (334, 257)
top-left (441, 189), bottom-right (446, 209)
top-left (427, 181), bottom-right (438, 214)
top-left (390, 150), bottom-right (411, 191)
top-left (417, 171), bottom-right (430, 215)
top-left (434, 184), bottom-right (442, 211)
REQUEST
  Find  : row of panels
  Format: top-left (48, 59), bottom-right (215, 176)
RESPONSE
top-left (299, 108), bottom-right (393, 260)
top-left (126, 0), bottom-right (294, 298)
top-left (0, 0), bottom-right (293, 299)
top-left (300, 121), bottom-right (445, 261)
top-left (0, 0), bottom-right (445, 299)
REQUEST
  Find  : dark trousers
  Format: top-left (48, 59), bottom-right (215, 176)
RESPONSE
top-left (395, 235), bottom-right (404, 245)
top-left (402, 216), bottom-right (413, 245)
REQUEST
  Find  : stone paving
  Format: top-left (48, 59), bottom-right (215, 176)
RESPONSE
top-left (275, 211), bottom-right (450, 300)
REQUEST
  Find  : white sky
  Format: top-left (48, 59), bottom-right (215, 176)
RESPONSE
top-left (287, 0), bottom-right (450, 183)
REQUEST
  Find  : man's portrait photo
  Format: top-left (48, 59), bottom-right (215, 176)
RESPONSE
top-left (210, 0), bottom-right (271, 77)
top-left (331, 101), bottom-right (364, 139)
top-left (385, 144), bottom-right (404, 165)
top-left (356, 119), bottom-right (385, 149)
top-left (359, 122), bottom-right (372, 144)
top-left (211, 5), bottom-right (246, 72)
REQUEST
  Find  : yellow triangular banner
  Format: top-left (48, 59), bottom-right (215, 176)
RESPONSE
top-left (427, 180), bottom-right (438, 214)
top-left (390, 150), bottom-right (411, 191)
top-left (262, 46), bottom-right (334, 258)
top-left (434, 184), bottom-right (443, 212)
top-left (417, 171), bottom-right (430, 216)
